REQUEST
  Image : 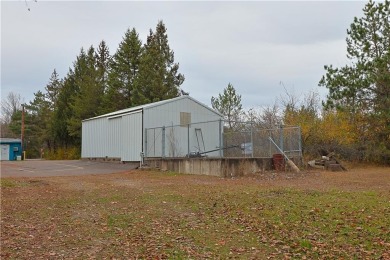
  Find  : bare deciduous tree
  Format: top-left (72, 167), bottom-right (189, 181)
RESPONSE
top-left (1, 92), bottom-right (23, 124)
top-left (246, 103), bottom-right (282, 129)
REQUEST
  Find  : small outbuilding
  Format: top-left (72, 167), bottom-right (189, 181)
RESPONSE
top-left (0, 138), bottom-right (22, 161)
top-left (82, 96), bottom-right (223, 162)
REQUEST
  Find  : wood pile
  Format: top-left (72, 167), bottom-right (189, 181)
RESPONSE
top-left (308, 152), bottom-right (347, 171)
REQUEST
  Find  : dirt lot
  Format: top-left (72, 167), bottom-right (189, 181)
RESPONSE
top-left (1, 165), bottom-right (389, 259)
top-left (1, 160), bottom-right (138, 177)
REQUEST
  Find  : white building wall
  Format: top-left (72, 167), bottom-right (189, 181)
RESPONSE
top-left (189, 120), bottom-right (222, 157)
top-left (82, 117), bottom-right (109, 158)
top-left (106, 117), bottom-right (122, 158)
top-left (82, 97), bottom-right (222, 161)
top-left (82, 111), bottom-right (143, 161)
top-left (121, 112), bottom-right (142, 161)
top-left (143, 98), bottom-right (220, 129)
top-left (143, 98), bottom-right (222, 157)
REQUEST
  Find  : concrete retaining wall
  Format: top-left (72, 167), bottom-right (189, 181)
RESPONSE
top-left (145, 157), bottom-right (273, 177)
top-left (82, 157), bottom-right (121, 162)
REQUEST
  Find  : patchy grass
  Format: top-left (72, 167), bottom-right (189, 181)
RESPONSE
top-left (0, 179), bottom-right (18, 188)
top-left (0, 179), bottom-right (36, 188)
top-left (1, 169), bottom-right (390, 259)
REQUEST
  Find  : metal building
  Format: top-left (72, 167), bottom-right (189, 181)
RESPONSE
top-left (0, 138), bottom-right (22, 161)
top-left (82, 96), bottom-right (222, 161)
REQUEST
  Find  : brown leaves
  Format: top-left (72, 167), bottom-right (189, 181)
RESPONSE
top-left (1, 171), bottom-right (390, 258)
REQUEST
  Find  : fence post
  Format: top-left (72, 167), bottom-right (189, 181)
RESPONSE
top-left (187, 123), bottom-right (190, 157)
top-left (153, 129), bottom-right (156, 156)
top-left (162, 126), bottom-right (165, 158)
top-left (250, 121), bottom-right (254, 158)
top-left (298, 126), bottom-right (302, 158)
top-left (144, 128), bottom-right (148, 158)
top-left (219, 119), bottom-right (223, 157)
top-left (268, 129), bottom-right (272, 158)
top-left (279, 124), bottom-right (284, 154)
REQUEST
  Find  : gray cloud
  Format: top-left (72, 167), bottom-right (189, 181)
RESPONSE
top-left (1, 1), bottom-right (365, 109)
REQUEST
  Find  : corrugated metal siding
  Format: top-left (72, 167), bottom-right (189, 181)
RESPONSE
top-left (82, 111), bottom-right (142, 161)
top-left (82, 96), bottom-right (221, 122)
top-left (82, 117), bottom-right (111, 158)
top-left (82, 97), bottom-right (222, 161)
top-left (190, 120), bottom-right (221, 157)
top-left (165, 126), bottom-right (188, 157)
top-left (107, 117), bottom-right (122, 157)
top-left (143, 98), bottom-right (222, 157)
top-left (121, 112), bottom-right (142, 161)
top-left (143, 98), bottom-right (220, 129)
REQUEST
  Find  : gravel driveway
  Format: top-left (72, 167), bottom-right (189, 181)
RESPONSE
top-left (0, 160), bottom-right (139, 177)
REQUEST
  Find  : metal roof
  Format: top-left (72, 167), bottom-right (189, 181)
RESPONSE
top-left (83, 95), bottom-right (222, 122)
top-left (0, 138), bottom-right (22, 143)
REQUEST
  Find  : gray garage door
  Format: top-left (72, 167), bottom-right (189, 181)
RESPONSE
top-left (1, 144), bottom-right (9, 161)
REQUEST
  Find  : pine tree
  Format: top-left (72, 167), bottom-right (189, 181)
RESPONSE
top-left (45, 69), bottom-right (62, 111)
top-left (52, 48), bottom-right (89, 147)
top-left (44, 69), bottom-right (63, 151)
top-left (95, 40), bottom-right (111, 113)
top-left (134, 21), bottom-right (185, 106)
top-left (319, 0), bottom-right (390, 162)
top-left (104, 28), bottom-right (142, 112)
top-left (68, 46), bottom-right (102, 140)
top-left (211, 83), bottom-right (243, 130)
top-left (52, 71), bottom-right (78, 147)
top-left (25, 91), bottom-right (52, 155)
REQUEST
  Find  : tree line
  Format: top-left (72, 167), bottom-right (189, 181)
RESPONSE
top-left (2, 1), bottom-right (389, 164)
top-left (1, 21), bottom-right (185, 158)
top-left (211, 0), bottom-right (389, 164)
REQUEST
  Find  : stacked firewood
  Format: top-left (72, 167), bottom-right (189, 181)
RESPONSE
top-left (308, 152), bottom-right (347, 171)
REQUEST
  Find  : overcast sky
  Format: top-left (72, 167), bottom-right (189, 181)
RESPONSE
top-left (1, 1), bottom-right (365, 110)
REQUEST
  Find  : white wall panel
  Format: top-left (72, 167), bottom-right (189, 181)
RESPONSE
top-left (82, 97), bottom-right (222, 161)
top-left (82, 111), bottom-right (142, 161)
top-left (121, 112), bottom-right (142, 161)
top-left (107, 117), bottom-right (122, 157)
top-left (143, 98), bottom-right (220, 129)
top-left (143, 98), bottom-right (222, 157)
top-left (82, 117), bottom-right (111, 158)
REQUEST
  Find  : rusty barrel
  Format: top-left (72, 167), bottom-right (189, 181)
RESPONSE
top-left (272, 153), bottom-right (285, 171)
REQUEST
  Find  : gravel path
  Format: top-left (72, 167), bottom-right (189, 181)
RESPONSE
top-left (0, 160), bottom-right (138, 177)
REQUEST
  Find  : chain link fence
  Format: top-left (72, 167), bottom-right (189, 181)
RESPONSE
top-left (144, 120), bottom-right (302, 160)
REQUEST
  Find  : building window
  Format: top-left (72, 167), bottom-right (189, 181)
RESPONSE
top-left (180, 112), bottom-right (191, 126)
